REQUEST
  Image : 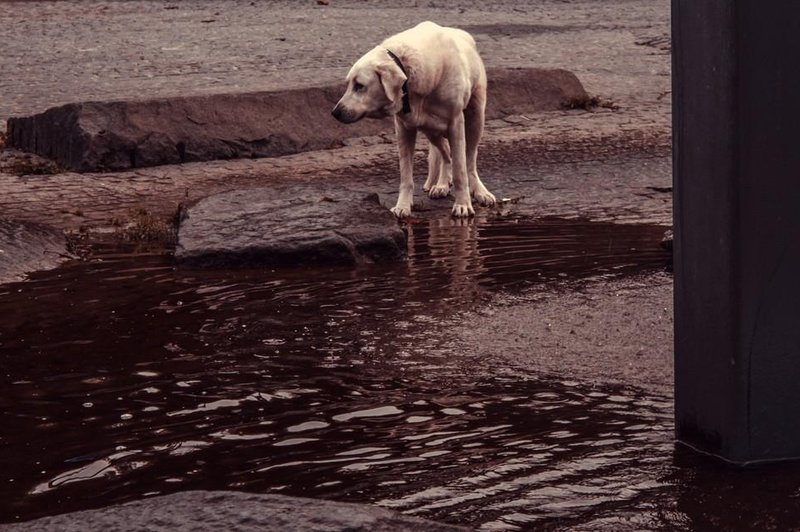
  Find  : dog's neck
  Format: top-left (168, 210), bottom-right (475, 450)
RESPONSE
top-left (385, 49), bottom-right (411, 114)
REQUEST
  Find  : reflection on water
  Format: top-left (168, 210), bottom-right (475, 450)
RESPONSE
top-left (3, 215), bottom-right (785, 530)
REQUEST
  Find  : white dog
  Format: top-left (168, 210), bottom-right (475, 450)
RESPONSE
top-left (332, 21), bottom-right (496, 218)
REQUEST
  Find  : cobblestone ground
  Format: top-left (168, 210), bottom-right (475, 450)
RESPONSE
top-left (0, 0), bottom-right (671, 233)
top-left (1, 108), bottom-right (670, 232)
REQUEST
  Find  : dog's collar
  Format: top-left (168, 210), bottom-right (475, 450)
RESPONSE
top-left (386, 49), bottom-right (411, 114)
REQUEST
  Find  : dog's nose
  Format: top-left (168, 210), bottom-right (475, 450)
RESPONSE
top-left (331, 106), bottom-right (342, 121)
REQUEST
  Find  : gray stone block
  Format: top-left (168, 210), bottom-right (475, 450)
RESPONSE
top-left (175, 190), bottom-right (407, 269)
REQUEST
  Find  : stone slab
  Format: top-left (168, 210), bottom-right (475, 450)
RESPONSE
top-left (2, 490), bottom-right (469, 532)
top-left (0, 219), bottom-right (67, 284)
top-left (175, 189), bottom-right (407, 268)
top-left (7, 68), bottom-right (587, 172)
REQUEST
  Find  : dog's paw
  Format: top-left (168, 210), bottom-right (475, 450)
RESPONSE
top-left (451, 201), bottom-right (475, 218)
top-left (428, 184), bottom-right (450, 199)
top-left (390, 204), bottom-right (412, 218)
top-left (473, 188), bottom-right (497, 207)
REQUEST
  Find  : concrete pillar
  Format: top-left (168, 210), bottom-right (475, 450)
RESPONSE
top-left (673, 2), bottom-right (800, 463)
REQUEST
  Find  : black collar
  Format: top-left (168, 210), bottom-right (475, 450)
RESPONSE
top-left (386, 49), bottom-right (411, 114)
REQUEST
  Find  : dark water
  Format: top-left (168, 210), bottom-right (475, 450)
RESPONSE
top-left (2, 215), bottom-right (797, 530)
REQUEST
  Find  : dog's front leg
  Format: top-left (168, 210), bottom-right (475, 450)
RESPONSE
top-left (448, 113), bottom-right (475, 218)
top-left (391, 117), bottom-right (417, 219)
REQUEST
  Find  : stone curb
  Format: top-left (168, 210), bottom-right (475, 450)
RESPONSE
top-left (1, 490), bottom-right (470, 531)
top-left (7, 68), bottom-right (587, 172)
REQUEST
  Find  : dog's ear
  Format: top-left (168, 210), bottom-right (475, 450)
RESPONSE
top-left (376, 60), bottom-right (407, 107)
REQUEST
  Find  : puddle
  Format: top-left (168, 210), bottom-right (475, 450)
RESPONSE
top-left (5, 215), bottom-right (765, 530)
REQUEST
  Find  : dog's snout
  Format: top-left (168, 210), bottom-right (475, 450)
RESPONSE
top-left (332, 104), bottom-right (356, 124)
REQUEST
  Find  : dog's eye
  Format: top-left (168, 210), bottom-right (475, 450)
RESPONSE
top-left (353, 82), bottom-right (365, 92)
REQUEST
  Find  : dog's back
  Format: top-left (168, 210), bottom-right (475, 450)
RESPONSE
top-left (382, 21), bottom-right (485, 102)
top-left (383, 21), bottom-right (475, 50)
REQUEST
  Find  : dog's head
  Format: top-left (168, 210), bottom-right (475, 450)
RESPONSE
top-left (332, 48), bottom-right (408, 124)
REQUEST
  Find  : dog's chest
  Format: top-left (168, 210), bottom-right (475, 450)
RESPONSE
top-left (400, 106), bottom-right (449, 136)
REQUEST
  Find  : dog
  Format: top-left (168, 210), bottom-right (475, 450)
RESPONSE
top-left (332, 21), bottom-right (496, 218)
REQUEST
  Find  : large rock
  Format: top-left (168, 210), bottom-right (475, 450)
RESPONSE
top-left (485, 67), bottom-right (588, 117)
top-left (2, 490), bottom-right (469, 531)
top-left (7, 68), bottom-right (588, 172)
top-left (175, 189), bottom-right (407, 268)
top-left (0, 219), bottom-right (67, 284)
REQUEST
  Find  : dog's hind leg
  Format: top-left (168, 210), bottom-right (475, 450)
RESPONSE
top-left (437, 138), bottom-right (453, 188)
top-left (423, 143), bottom-right (441, 193)
top-left (425, 135), bottom-right (452, 199)
top-left (465, 88), bottom-right (496, 207)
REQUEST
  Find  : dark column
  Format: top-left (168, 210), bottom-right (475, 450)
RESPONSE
top-left (673, 2), bottom-right (800, 464)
